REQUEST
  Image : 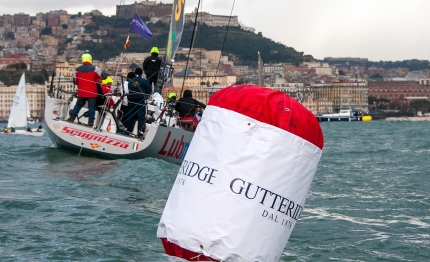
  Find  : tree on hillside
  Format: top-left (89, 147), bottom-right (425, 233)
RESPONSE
top-left (6, 63), bottom-right (27, 70)
top-left (368, 96), bottom-right (378, 104)
top-left (31, 75), bottom-right (45, 84)
top-left (41, 27), bottom-right (52, 35)
top-left (85, 24), bottom-right (99, 32)
top-left (5, 32), bottom-right (15, 40)
top-left (369, 73), bottom-right (382, 79)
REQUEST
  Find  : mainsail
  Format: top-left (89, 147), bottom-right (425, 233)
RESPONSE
top-left (165, 0), bottom-right (186, 63)
top-left (7, 73), bottom-right (27, 128)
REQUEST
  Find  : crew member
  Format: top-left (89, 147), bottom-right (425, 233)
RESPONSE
top-left (68, 53), bottom-right (102, 127)
top-left (120, 71), bottom-right (136, 117)
top-left (123, 67), bottom-right (152, 137)
top-left (175, 90), bottom-right (206, 131)
top-left (143, 46), bottom-right (163, 88)
top-left (101, 72), bottom-right (115, 108)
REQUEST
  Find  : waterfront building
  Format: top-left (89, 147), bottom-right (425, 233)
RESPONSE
top-left (311, 81), bottom-right (368, 114)
top-left (172, 70), bottom-right (236, 89)
top-left (0, 53), bottom-right (31, 70)
top-left (368, 79), bottom-right (430, 102)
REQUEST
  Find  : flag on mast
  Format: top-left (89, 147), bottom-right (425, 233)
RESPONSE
top-left (129, 13), bottom-right (152, 40)
top-left (123, 35), bottom-right (130, 50)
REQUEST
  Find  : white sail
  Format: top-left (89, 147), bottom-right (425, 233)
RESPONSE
top-left (7, 73), bottom-right (27, 128)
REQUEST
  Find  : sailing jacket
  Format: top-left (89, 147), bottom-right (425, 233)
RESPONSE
top-left (73, 62), bottom-right (102, 98)
top-left (128, 75), bottom-right (152, 102)
top-left (143, 54), bottom-right (163, 81)
top-left (175, 90), bottom-right (206, 117)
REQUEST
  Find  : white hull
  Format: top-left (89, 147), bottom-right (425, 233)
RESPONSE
top-left (316, 109), bottom-right (362, 122)
top-left (9, 129), bottom-right (45, 136)
top-left (44, 96), bottom-right (193, 164)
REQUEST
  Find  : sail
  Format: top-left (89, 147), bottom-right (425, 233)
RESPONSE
top-left (165, 0), bottom-right (186, 63)
top-left (258, 51), bottom-right (263, 86)
top-left (7, 73), bottom-right (27, 128)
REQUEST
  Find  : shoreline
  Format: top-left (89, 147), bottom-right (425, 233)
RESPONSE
top-left (384, 116), bottom-right (430, 121)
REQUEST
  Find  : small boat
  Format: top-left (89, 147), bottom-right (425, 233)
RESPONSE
top-left (316, 109), bottom-right (362, 122)
top-left (6, 73), bottom-right (45, 136)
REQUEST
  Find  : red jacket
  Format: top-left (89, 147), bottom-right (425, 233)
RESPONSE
top-left (74, 62), bottom-right (102, 98)
top-left (101, 83), bottom-right (115, 107)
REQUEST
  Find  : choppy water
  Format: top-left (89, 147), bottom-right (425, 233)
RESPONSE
top-left (0, 121), bottom-right (429, 261)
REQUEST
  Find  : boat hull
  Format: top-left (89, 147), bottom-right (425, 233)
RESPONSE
top-left (12, 129), bottom-right (45, 136)
top-left (316, 116), bottom-right (361, 122)
top-left (44, 97), bottom-right (193, 164)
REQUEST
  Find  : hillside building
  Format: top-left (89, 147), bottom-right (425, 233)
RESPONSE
top-left (116, 1), bottom-right (172, 19)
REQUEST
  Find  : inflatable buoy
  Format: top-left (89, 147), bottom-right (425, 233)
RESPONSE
top-left (158, 84), bottom-right (324, 261)
top-left (362, 115), bottom-right (372, 122)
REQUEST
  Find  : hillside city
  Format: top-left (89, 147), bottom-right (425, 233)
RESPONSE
top-left (1, 0), bottom-right (430, 122)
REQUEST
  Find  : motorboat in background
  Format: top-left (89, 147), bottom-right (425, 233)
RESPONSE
top-left (316, 109), bottom-right (364, 122)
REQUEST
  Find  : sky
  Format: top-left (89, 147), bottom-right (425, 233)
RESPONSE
top-left (2, 0), bottom-right (430, 62)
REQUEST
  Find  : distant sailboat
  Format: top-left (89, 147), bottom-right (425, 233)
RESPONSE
top-left (6, 73), bottom-right (45, 136)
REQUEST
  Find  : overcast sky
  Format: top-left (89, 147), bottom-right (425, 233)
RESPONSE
top-left (2, 0), bottom-right (430, 62)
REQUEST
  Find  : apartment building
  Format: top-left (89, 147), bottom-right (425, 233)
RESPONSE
top-left (311, 81), bottom-right (368, 113)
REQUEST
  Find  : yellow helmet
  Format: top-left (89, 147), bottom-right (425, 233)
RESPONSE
top-left (150, 46), bottom-right (159, 54)
top-left (81, 53), bottom-right (92, 63)
top-left (102, 76), bottom-right (113, 85)
top-left (168, 92), bottom-right (177, 99)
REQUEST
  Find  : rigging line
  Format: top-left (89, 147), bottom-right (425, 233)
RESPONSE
top-left (180, 0), bottom-right (202, 98)
top-left (199, 0), bottom-right (203, 89)
top-left (106, 0), bottom-right (124, 55)
top-left (118, 2), bottom-right (156, 79)
top-left (129, 2), bottom-right (156, 46)
top-left (215, 0), bottom-right (236, 76)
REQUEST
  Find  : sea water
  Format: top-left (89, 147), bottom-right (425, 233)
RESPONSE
top-left (0, 121), bottom-right (429, 261)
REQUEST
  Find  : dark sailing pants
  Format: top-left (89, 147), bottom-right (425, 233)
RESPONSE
top-left (123, 101), bottom-right (146, 133)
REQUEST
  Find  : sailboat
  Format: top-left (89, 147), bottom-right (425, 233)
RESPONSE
top-left (43, 1), bottom-right (193, 164)
top-left (6, 73), bottom-right (45, 136)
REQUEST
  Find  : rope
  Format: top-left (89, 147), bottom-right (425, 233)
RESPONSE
top-left (215, 0), bottom-right (236, 76)
top-left (120, 96), bottom-right (149, 124)
top-left (180, 0), bottom-right (202, 98)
